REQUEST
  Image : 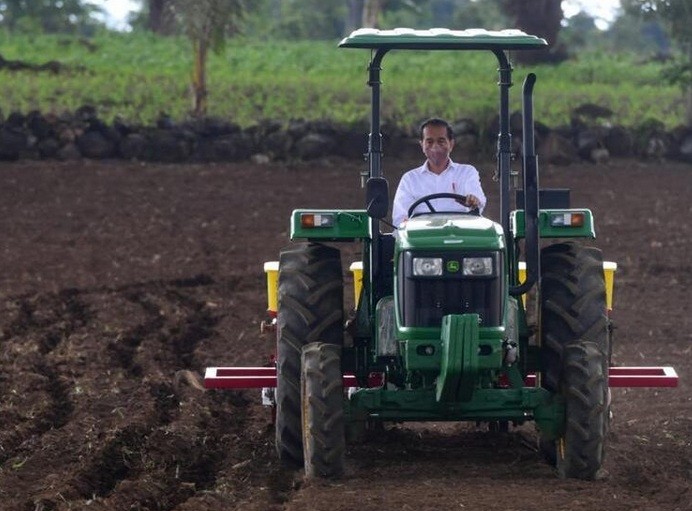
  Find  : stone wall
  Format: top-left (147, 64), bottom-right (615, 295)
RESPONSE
top-left (1, 105), bottom-right (691, 165)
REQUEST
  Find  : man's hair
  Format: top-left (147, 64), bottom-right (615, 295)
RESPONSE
top-left (419, 118), bottom-right (454, 140)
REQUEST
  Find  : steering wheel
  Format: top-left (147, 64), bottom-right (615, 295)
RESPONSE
top-left (407, 192), bottom-right (480, 218)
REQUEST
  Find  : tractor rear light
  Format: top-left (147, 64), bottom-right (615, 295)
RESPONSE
top-left (412, 257), bottom-right (443, 276)
top-left (462, 257), bottom-right (493, 276)
top-left (549, 212), bottom-right (585, 227)
top-left (300, 213), bottom-right (335, 228)
top-left (367, 372), bottom-right (385, 387)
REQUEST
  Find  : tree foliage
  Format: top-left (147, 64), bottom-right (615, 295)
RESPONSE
top-left (622, 0), bottom-right (692, 125)
top-left (500, 0), bottom-right (566, 64)
top-left (377, 0), bottom-right (508, 30)
top-left (452, 0), bottom-right (508, 29)
top-left (241, 0), bottom-right (346, 40)
top-left (147, 0), bottom-right (176, 34)
top-left (0, 0), bottom-right (100, 33)
top-left (622, 0), bottom-right (691, 45)
top-left (605, 13), bottom-right (669, 54)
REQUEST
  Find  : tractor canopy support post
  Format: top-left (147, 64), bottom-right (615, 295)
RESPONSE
top-left (366, 48), bottom-right (389, 323)
top-left (493, 50), bottom-right (513, 243)
top-left (367, 49), bottom-right (388, 180)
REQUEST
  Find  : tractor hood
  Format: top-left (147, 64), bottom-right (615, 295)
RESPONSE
top-left (397, 214), bottom-right (505, 251)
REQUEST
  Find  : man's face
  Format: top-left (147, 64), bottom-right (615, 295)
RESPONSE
top-left (421, 124), bottom-right (454, 167)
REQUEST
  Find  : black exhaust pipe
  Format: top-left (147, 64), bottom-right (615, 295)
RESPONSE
top-left (510, 73), bottom-right (540, 296)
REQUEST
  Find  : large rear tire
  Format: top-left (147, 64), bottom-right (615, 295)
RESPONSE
top-left (539, 242), bottom-right (610, 479)
top-left (275, 243), bottom-right (343, 466)
top-left (301, 342), bottom-right (345, 478)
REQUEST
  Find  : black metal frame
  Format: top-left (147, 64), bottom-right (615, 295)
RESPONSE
top-left (364, 48), bottom-right (540, 298)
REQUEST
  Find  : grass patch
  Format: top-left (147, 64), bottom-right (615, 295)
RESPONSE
top-left (0, 31), bottom-right (683, 129)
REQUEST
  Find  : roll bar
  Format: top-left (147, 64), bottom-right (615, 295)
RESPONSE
top-left (363, 45), bottom-right (541, 298)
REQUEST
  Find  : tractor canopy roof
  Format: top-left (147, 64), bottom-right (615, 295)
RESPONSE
top-left (339, 28), bottom-right (548, 51)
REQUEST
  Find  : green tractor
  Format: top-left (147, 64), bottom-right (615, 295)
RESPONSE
top-left (205, 28), bottom-right (678, 480)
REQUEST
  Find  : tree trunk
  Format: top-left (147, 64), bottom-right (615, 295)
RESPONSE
top-left (362, 0), bottom-right (386, 28)
top-left (345, 0), bottom-right (364, 34)
top-left (148, 0), bottom-right (175, 34)
top-left (191, 40), bottom-right (208, 117)
top-left (501, 0), bottom-right (567, 64)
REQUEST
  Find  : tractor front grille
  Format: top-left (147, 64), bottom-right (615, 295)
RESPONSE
top-left (398, 250), bottom-right (503, 328)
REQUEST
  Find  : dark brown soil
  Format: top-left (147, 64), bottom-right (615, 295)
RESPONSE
top-left (0, 157), bottom-right (689, 511)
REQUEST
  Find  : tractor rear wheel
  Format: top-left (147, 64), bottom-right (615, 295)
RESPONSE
top-left (275, 243), bottom-right (343, 466)
top-left (301, 342), bottom-right (345, 478)
top-left (539, 242), bottom-right (610, 479)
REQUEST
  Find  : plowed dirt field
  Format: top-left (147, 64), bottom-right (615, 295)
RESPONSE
top-left (0, 157), bottom-right (689, 511)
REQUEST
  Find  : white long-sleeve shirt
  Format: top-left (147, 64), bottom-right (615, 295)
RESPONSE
top-left (392, 160), bottom-right (487, 227)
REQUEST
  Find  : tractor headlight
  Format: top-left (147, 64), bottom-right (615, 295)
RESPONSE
top-left (412, 257), bottom-right (443, 276)
top-left (462, 257), bottom-right (493, 276)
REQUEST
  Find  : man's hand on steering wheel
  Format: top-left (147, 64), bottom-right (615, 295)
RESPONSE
top-left (407, 192), bottom-right (480, 219)
top-left (462, 193), bottom-right (481, 209)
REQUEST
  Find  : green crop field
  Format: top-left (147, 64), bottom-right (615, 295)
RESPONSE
top-left (0, 31), bottom-right (684, 130)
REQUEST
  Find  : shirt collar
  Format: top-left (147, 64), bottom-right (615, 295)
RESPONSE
top-left (421, 159), bottom-right (454, 174)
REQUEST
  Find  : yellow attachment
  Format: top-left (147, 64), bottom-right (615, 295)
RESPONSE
top-left (518, 261), bottom-right (528, 307)
top-left (263, 258), bottom-right (616, 315)
top-left (603, 261), bottom-right (617, 311)
top-left (263, 260), bottom-right (366, 313)
top-left (264, 261), bottom-right (279, 314)
top-left (350, 261), bottom-right (364, 308)
top-left (518, 260), bottom-right (617, 310)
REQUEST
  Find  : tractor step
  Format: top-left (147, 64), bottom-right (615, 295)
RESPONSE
top-left (204, 366), bottom-right (678, 390)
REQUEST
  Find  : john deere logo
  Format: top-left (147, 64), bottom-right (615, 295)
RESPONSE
top-left (446, 260), bottom-right (460, 273)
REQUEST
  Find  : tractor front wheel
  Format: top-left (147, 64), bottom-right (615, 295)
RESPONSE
top-left (274, 243), bottom-right (343, 466)
top-left (554, 341), bottom-right (609, 479)
top-left (301, 342), bottom-right (345, 478)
